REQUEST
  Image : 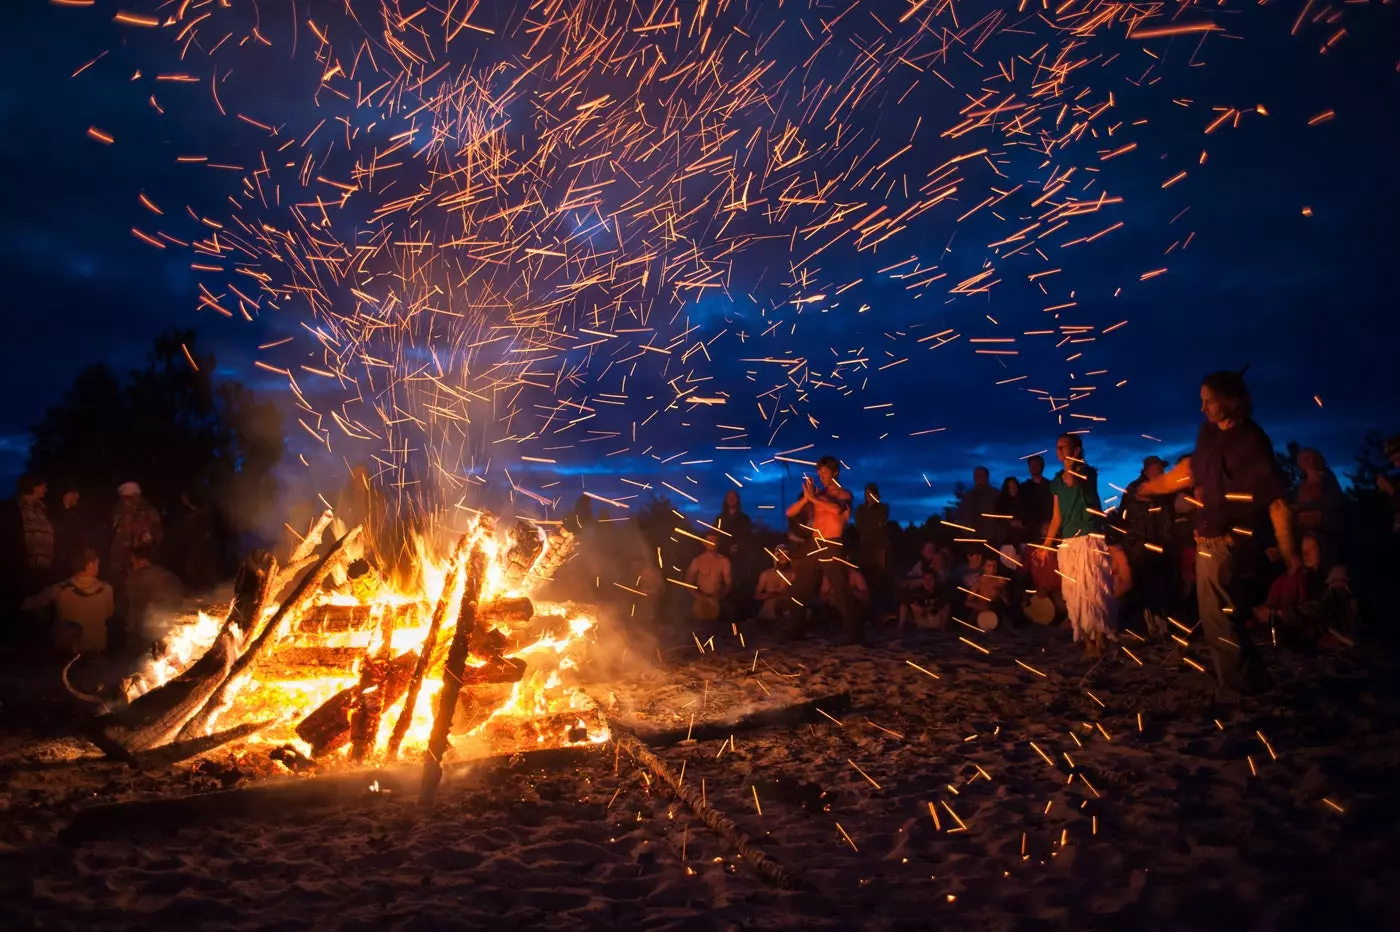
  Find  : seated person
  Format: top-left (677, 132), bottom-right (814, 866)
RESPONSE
top-left (1256, 533), bottom-right (1356, 648)
top-left (24, 548), bottom-right (115, 655)
top-left (905, 541), bottom-right (941, 583)
top-left (1104, 529), bottom-right (1134, 632)
top-left (899, 571), bottom-right (950, 630)
top-left (754, 546), bottom-right (793, 622)
top-left (124, 545), bottom-right (185, 648)
top-left (823, 565), bottom-right (870, 610)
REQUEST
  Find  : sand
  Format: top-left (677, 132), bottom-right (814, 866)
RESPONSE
top-left (2, 620), bottom-right (1398, 931)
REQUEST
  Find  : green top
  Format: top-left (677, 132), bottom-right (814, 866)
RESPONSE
top-left (1051, 464), bottom-right (1103, 539)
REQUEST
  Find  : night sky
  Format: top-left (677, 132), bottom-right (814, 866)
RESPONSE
top-left (3, 1), bottom-right (1399, 529)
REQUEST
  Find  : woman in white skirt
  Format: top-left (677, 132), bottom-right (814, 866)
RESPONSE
top-left (1035, 433), bottom-right (1115, 657)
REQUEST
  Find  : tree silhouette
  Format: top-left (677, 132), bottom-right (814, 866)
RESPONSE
top-left (1275, 440), bottom-right (1303, 489)
top-left (26, 330), bottom-right (283, 544)
top-left (1344, 430), bottom-right (1389, 495)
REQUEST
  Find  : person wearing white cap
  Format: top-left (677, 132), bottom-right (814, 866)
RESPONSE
top-left (109, 481), bottom-right (163, 582)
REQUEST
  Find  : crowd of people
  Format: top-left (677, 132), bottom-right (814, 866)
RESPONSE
top-left (1, 480), bottom-right (217, 660)
top-left (680, 370), bottom-right (1395, 699)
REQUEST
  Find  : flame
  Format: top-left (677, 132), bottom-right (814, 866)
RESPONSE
top-left (128, 522), bottom-right (607, 762)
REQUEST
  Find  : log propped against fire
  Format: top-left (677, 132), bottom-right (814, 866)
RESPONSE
top-left (71, 509), bottom-right (598, 776)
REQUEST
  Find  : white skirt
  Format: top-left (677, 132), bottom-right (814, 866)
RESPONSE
top-left (1058, 535), bottom-right (1116, 642)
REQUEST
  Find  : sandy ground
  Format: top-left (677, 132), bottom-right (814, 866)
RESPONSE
top-left (2, 619), bottom-right (1399, 931)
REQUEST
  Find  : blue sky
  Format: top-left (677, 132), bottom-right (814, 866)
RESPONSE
top-left (2, 1), bottom-right (1398, 528)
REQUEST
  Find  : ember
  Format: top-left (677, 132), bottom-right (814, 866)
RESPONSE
top-left (104, 510), bottom-right (609, 769)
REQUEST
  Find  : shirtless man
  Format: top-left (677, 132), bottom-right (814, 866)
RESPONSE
top-left (784, 455), bottom-right (858, 643)
top-left (684, 532), bottom-right (732, 627)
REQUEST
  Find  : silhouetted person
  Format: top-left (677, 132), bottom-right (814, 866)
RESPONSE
top-left (124, 544), bottom-right (185, 649)
top-left (52, 486), bottom-right (97, 586)
top-left (1136, 370), bottom-right (1294, 697)
top-left (715, 490), bottom-right (754, 618)
top-left (1020, 455), bottom-right (1053, 539)
top-left (855, 483), bottom-right (891, 613)
top-left (955, 466), bottom-right (1000, 542)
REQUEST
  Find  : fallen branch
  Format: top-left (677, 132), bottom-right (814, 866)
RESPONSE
top-left (614, 729), bottom-right (803, 890)
top-left (630, 692), bottom-right (853, 748)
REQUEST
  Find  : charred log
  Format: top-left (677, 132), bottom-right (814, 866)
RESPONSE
top-left (386, 533), bottom-right (468, 760)
top-left (527, 524), bottom-right (576, 585)
top-left (295, 650), bottom-right (418, 758)
top-left (500, 520), bottom-right (544, 589)
top-left (90, 553), bottom-right (273, 756)
top-left (477, 596), bottom-right (534, 627)
top-left (421, 517), bottom-right (492, 807)
top-left (177, 529), bottom-right (360, 742)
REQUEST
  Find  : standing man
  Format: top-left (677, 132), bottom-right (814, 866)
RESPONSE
top-left (1020, 455), bottom-right (1053, 540)
top-left (715, 490), bottom-right (754, 620)
top-left (1136, 370), bottom-right (1294, 697)
top-left (855, 483), bottom-right (891, 617)
top-left (785, 456), bottom-right (858, 643)
top-left (955, 467), bottom-right (1001, 542)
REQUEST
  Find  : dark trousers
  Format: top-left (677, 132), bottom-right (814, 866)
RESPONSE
top-left (1195, 537), bottom-right (1270, 691)
top-left (788, 543), bottom-right (860, 642)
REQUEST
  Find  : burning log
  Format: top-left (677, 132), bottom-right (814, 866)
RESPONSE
top-left (421, 522), bottom-right (491, 807)
top-left (501, 520), bottom-right (544, 588)
top-left (178, 528), bottom-right (360, 742)
top-left (349, 604), bottom-right (402, 763)
top-left (527, 523), bottom-right (577, 585)
top-left (478, 596), bottom-right (534, 627)
top-left (261, 647), bottom-right (365, 677)
top-left (295, 650), bottom-right (419, 758)
top-left (88, 553), bottom-right (274, 756)
top-left (386, 533), bottom-right (468, 760)
top-left (292, 509), bottom-right (334, 563)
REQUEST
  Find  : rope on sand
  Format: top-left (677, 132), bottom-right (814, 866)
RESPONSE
top-left (612, 730), bottom-right (805, 890)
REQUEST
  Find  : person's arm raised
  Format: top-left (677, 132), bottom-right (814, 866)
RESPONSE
top-left (1137, 458), bottom-right (1193, 499)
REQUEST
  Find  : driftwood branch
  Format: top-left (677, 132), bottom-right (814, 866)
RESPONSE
top-left (614, 729), bottom-right (803, 890)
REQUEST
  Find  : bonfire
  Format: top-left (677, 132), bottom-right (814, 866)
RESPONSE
top-left (72, 510), bottom-right (609, 788)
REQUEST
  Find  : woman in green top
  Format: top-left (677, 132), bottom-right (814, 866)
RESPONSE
top-left (1035, 433), bottom-right (1115, 657)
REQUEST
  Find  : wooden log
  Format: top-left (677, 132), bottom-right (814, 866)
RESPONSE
top-left (421, 523), bottom-right (491, 807)
top-left (501, 520), bottom-right (544, 589)
top-left (615, 729), bottom-right (803, 890)
top-left (626, 692), bottom-right (853, 748)
top-left (178, 528), bottom-right (360, 742)
top-left (478, 596), bottom-right (534, 627)
top-left (91, 553), bottom-right (273, 755)
top-left (527, 524), bottom-right (576, 584)
top-left (260, 647), bottom-right (365, 676)
top-left (295, 650), bottom-right (418, 758)
top-left (291, 509), bottom-right (334, 563)
top-left (296, 604), bottom-right (375, 633)
top-left (349, 605), bottom-right (401, 763)
top-left (131, 721), bottom-right (273, 769)
top-left (386, 534), bottom-right (468, 760)
top-left (460, 655), bottom-right (527, 687)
